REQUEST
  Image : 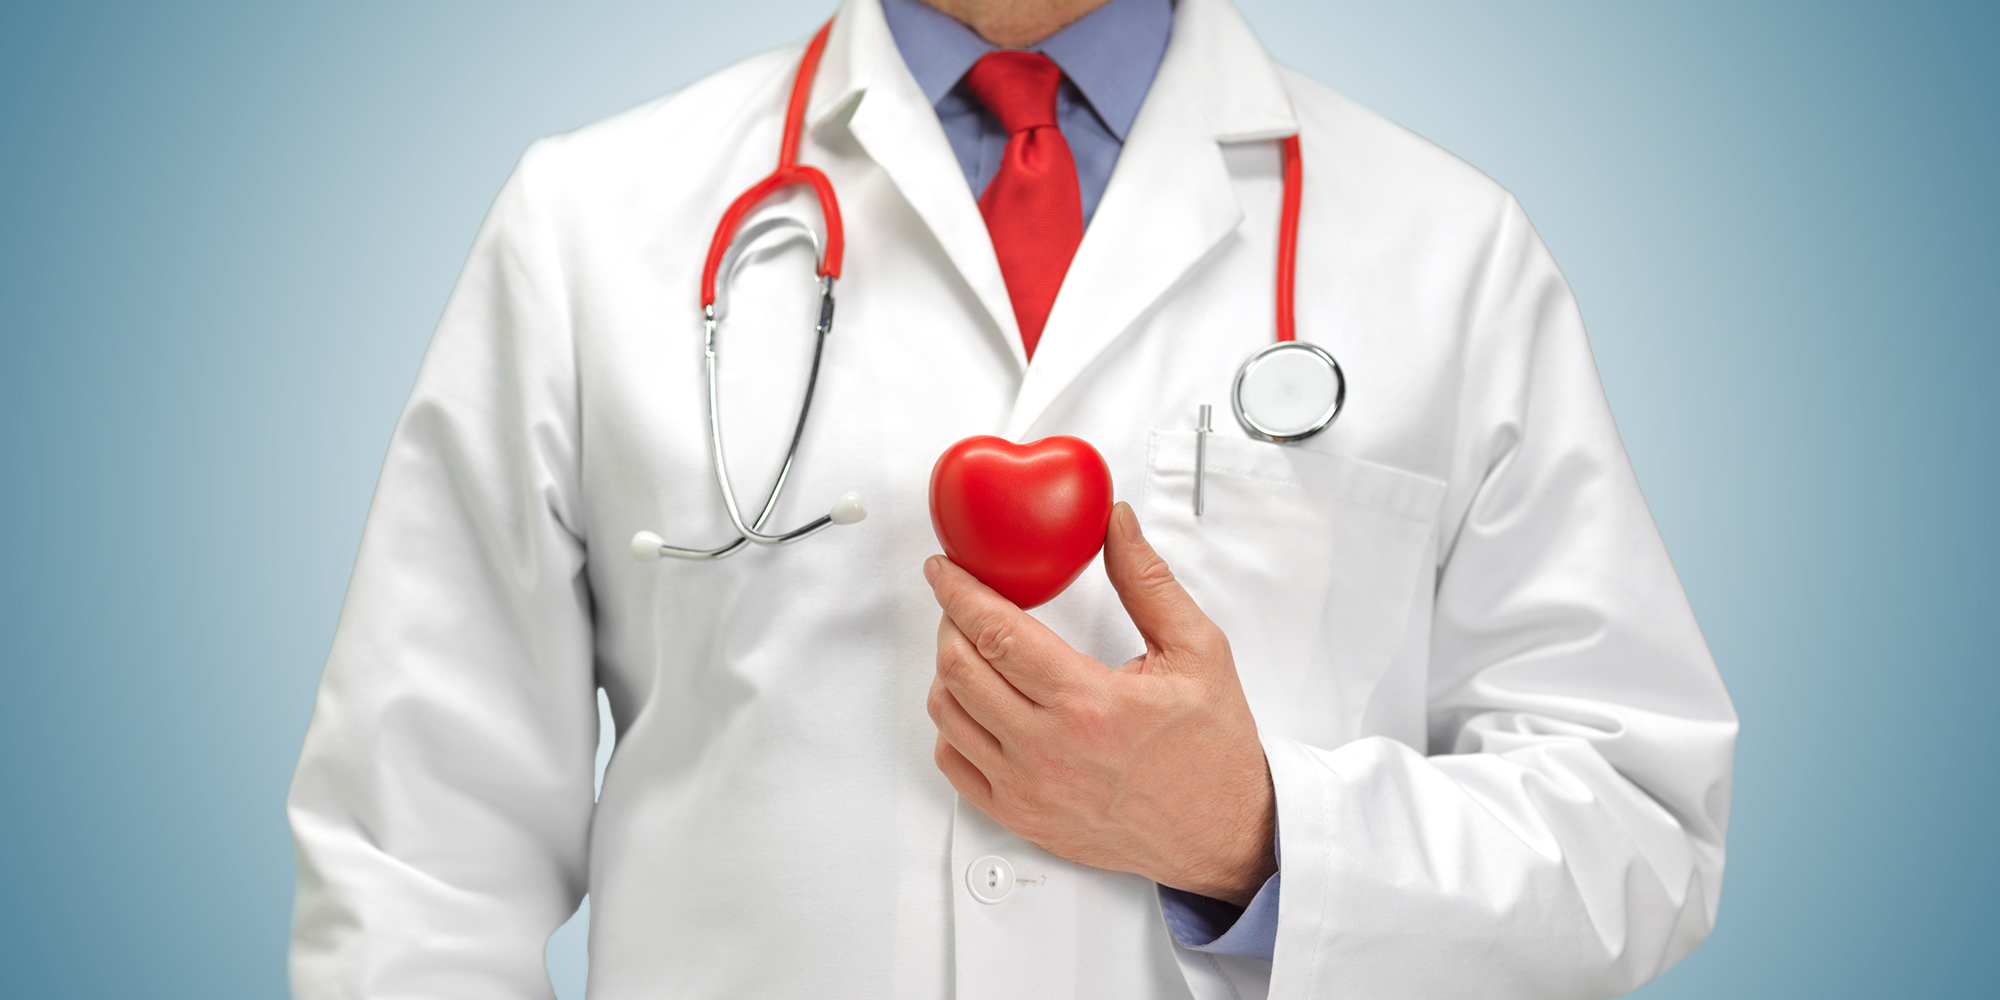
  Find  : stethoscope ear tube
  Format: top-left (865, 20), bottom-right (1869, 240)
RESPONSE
top-left (706, 274), bottom-right (846, 546)
top-left (630, 270), bottom-right (865, 562)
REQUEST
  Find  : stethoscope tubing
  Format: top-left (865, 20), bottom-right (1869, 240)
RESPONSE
top-left (644, 23), bottom-right (849, 561)
top-left (638, 17), bottom-right (1337, 561)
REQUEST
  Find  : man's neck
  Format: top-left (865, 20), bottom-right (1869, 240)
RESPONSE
top-left (918, 0), bottom-right (1117, 47)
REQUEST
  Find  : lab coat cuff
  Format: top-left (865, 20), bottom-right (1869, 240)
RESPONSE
top-left (1260, 733), bottom-right (1342, 983)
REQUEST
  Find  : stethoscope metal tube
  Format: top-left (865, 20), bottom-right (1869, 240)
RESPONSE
top-left (706, 270), bottom-right (846, 547)
top-left (632, 218), bottom-right (863, 562)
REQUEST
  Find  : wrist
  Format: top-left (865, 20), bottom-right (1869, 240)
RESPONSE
top-left (1165, 766), bottom-right (1278, 907)
top-left (1212, 820), bottom-right (1279, 908)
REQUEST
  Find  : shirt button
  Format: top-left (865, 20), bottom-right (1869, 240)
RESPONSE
top-left (966, 855), bottom-right (1016, 904)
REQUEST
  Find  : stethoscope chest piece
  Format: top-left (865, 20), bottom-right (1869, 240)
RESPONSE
top-left (1231, 340), bottom-right (1345, 442)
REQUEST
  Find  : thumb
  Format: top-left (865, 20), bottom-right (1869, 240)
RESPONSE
top-left (1103, 502), bottom-right (1216, 656)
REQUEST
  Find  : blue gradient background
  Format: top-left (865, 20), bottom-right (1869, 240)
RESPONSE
top-left (1, 2), bottom-right (1993, 997)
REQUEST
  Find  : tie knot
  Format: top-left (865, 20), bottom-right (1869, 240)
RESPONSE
top-left (963, 51), bottom-right (1063, 134)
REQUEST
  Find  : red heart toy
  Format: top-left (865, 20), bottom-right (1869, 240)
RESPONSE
top-left (929, 435), bottom-right (1114, 609)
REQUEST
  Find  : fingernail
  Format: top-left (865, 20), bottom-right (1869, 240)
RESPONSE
top-left (1115, 502), bottom-right (1143, 544)
top-left (923, 555), bottom-right (942, 585)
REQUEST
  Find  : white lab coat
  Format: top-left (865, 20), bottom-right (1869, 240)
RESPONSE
top-left (287, 0), bottom-right (1737, 997)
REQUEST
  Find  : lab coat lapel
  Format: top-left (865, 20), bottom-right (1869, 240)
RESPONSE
top-left (811, 0), bottom-right (1031, 374)
top-left (1003, 0), bottom-right (1298, 439)
top-left (805, 0), bottom-right (1299, 408)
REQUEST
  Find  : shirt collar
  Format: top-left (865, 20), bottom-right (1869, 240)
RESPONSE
top-left (880, 0), bottom-right (1172, 141)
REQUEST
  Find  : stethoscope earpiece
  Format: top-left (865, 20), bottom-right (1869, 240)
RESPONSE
top-left (630, 531), bottom-right (667, 562)
top-left (827, 492), bottom-right (868, 526)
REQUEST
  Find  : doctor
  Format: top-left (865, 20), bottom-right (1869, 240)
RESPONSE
top-left (288, 0), bottom-right (1738, 996)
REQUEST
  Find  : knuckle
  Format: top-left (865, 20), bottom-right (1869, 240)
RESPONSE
top-left (937, 638), bottom-right (980, 684)
top-left (1134, 550), bottom-right (1178, 592)
top-left (969, 613), bottom-right (1015, 663)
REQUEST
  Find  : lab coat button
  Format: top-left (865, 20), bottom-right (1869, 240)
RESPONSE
top-left (966, 855), bottom-right (1015, 904)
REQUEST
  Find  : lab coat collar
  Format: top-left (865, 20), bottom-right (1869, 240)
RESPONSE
top-left (811, 0), bottom-right (1031, 371)
top-left (807, 0), bottom-right (1299, 430)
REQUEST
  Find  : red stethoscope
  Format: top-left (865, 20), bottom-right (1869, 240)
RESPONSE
top-left (632, 19), bottom-right (1343, 562)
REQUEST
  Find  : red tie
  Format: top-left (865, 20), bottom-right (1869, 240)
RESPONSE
top-left (963, 51), bottom-right (1083, 361)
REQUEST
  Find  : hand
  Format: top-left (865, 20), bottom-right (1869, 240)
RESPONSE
top-left (923, 502), bottom-right (1277, 906)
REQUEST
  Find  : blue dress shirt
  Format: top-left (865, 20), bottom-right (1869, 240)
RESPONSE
top-left (880, 0), bottom-right (1280, 962)
top-left (881, 0), bottom-right (1167, 228)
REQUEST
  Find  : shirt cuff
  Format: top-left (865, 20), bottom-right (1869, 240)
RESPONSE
top-left (1157, 871), bottom-right (1280, 962)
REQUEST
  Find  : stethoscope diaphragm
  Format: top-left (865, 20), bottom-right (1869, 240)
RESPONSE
top-left (1231, 340), bottom-right (1346, 442)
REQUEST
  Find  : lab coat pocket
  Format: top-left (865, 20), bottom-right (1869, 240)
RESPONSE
top-left (1139, 431), bottom-right (1445, 744)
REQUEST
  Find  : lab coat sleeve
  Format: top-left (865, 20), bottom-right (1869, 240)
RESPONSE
top-left (1262, 197), bottom-right (1736, 998)
top-left (286, 139), bottom-right (597, 1000)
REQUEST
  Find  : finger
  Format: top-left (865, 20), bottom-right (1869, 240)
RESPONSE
top-left (925, 555), bottom-right (1088, 705)
top-left (926, 673), bottom-right (1006, 774)
top-left (933, 735), bottom-right (994, 810)
top-left (936, 614), bottom-right (1037, 740)
top-left (1101, 502), bottom-right (1216, 655)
